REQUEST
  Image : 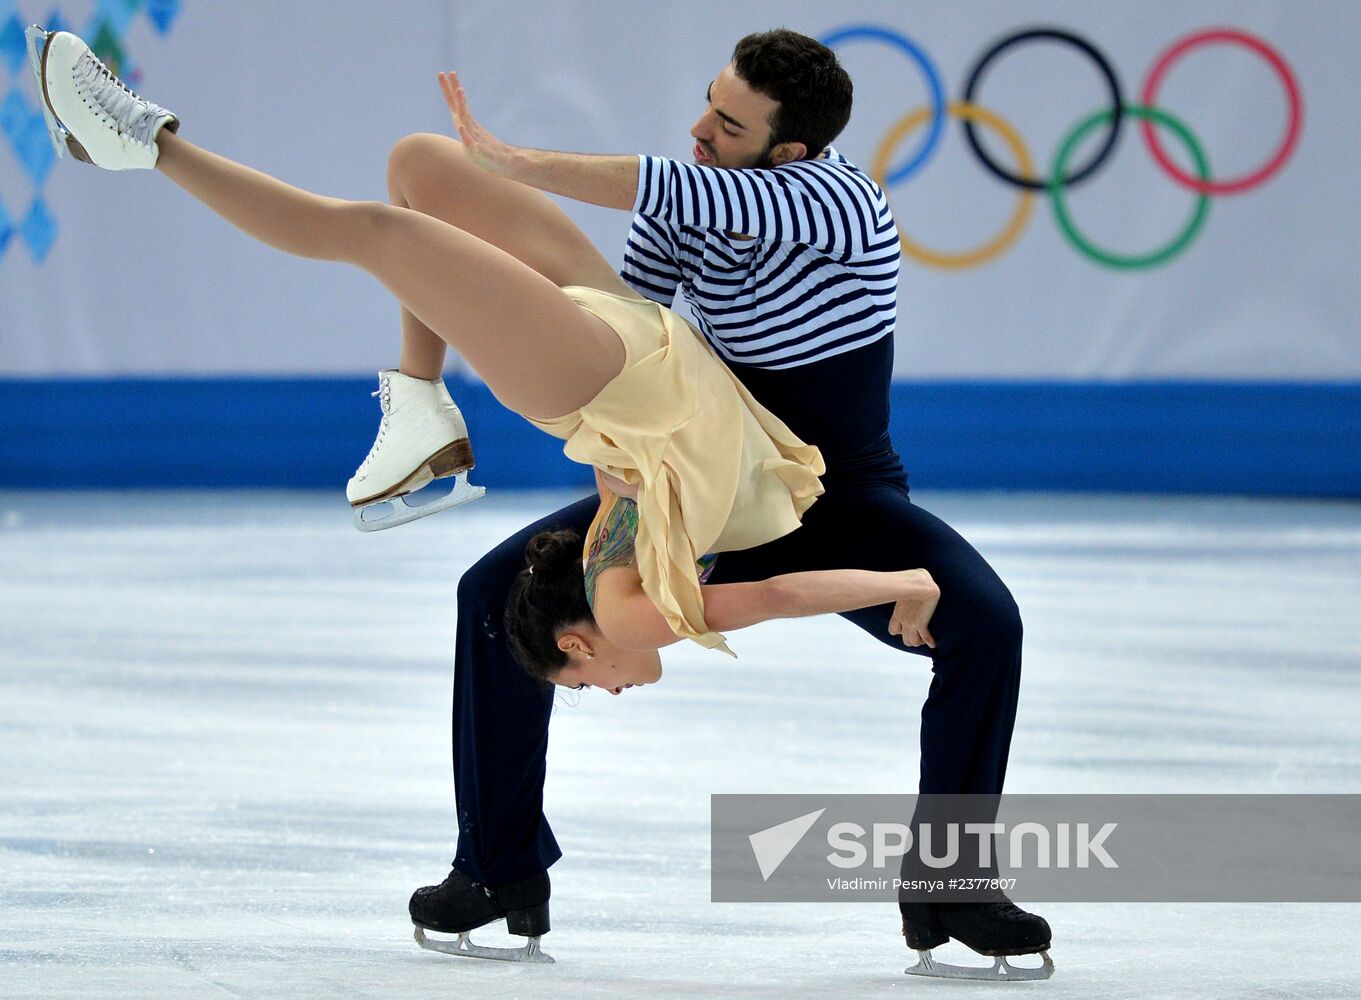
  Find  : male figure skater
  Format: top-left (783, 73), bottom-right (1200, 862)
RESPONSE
top-left (388, 29), bottom-right (1051, 974)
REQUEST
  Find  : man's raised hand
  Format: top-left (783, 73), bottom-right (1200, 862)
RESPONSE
top-left (439, 71), bottom-right (517, 176)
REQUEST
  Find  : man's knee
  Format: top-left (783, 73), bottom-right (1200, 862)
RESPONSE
top-left (386, 131), bottom-right (467, 202)
top-left (990, 591), bottom-right (1023, 650)
top-left (940, 581), bottom-right (1023, 660)
top-left (458, 541), bottom-right (522, 613)
top-left (968, 572), bottom-right (1022, 639)
top-left (455, 562), bottom-right (488, 610)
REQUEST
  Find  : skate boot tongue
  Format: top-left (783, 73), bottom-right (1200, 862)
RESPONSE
top-left (74, 53), bottom-right (177, 147)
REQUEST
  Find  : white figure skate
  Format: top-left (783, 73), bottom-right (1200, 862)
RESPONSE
top-left (348, 370), bottom-right (485, 531)
top-left (27, 26), bottom-right (178, 170)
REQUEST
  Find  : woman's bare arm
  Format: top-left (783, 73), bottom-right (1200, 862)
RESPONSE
top-left (594, 566), bottom-right (941, 651)
top-left (704, 569), bottom-right (940, 647)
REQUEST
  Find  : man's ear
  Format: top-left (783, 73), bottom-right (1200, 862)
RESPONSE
top-left (769, 141), bottom-right (808, 166)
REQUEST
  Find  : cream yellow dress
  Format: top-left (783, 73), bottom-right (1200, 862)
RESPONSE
top-left (524, 287), bottom-right (825, 654)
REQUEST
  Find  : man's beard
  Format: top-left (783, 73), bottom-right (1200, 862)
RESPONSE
top-left (705, 135), bottom-right (781, 170)
top-left (749, 135), bottom-right (780, 169)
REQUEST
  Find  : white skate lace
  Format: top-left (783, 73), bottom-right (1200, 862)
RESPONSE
top-left (73, 49), bottom-right (169, 146)
top-left (355, 378), bottom-right (393, 476)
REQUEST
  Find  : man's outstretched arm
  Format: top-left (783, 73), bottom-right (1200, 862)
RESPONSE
top-left (441, 71), bottom-right (885, 254)
top-left (441, 71), bottom-right (638, 210)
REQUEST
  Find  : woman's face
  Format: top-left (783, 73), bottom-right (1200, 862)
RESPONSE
top-left (551, 623), bottom-right (663, 695)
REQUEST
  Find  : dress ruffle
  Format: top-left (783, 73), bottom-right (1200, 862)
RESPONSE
top-left (527, 287), bottom-right (825, 653)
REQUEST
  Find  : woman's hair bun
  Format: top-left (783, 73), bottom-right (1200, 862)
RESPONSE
top-left (524, 528), bottom-right (581, 575)
top-left (506, 528), bottom-right (592, 681)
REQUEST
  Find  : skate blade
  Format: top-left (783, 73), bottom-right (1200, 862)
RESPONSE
top-left (413, 926), bottom-right (555, 964)
top-left (905, 948), bottom-right (1054, 982)
top-left (353, 472), bottom-right (486, 532)
top-left (25, 26), bottom-right (68, 159)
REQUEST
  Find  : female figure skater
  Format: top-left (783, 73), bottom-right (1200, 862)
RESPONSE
top-left (29, 27), bottom-right (941, 687)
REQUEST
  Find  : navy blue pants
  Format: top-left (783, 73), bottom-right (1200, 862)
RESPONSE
top-left (448, 441), bottom-right (1024, 886)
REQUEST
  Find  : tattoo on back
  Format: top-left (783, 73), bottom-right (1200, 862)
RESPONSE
top-left (584, 491), bottom-right (639, 609)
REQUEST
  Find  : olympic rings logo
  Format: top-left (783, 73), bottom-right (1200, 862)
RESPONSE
top-left (819, 25), bottom-right (1304, 270)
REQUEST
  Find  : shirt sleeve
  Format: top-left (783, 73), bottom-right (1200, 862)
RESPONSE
top-left (619, 213), bottom-right (682, 305)
top-left (631, 153), bottom-right (891, 257)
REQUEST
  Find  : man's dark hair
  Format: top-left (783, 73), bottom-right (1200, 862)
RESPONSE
top-left (731, 29), bottom-right (853, 160)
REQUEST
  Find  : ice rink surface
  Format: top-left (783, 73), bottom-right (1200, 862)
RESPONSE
top-left (2, 489), bottom-right (1359, 1000)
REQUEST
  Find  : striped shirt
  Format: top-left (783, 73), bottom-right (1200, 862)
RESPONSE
top-left (621, 147), bottom-right (900, 370)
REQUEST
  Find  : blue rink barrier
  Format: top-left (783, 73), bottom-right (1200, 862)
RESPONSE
top-left (0, 377), bottom-right (1358, 497)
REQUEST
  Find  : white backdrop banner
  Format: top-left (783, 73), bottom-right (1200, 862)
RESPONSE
top-left (1, 0), bottom-right (1356, 380)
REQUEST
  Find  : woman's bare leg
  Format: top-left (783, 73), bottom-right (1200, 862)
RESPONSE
top-left (154, 130), bottom-right (622, 420)
top-left (386, 133), bottom-right (635, 380)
